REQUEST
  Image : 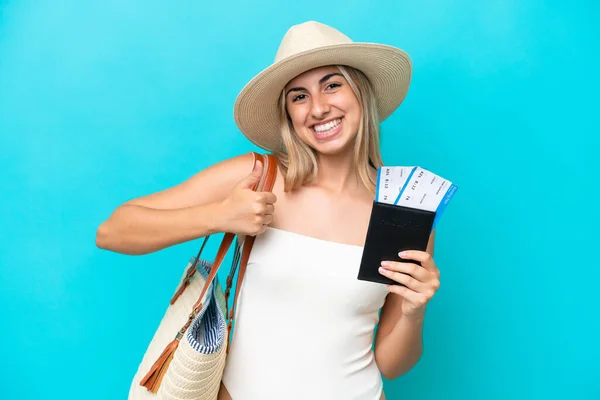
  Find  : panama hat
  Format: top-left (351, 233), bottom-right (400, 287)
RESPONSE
top-left (233, 21), bottom-right (412, 152)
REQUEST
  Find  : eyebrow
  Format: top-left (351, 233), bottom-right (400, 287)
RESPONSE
top-left (285, 73), bottom-right (344, 97)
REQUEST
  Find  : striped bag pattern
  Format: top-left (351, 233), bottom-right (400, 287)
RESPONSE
top-left (157, 260), bottom-right (229, 399)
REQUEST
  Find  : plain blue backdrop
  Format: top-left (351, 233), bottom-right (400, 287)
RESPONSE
top-left (1, 0), bottom-right (598, 399)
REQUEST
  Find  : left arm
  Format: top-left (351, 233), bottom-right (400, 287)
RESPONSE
top-left (373, 230), bottom-right (440, 380)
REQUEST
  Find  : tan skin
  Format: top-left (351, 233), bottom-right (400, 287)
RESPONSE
top-left (96, 65), bottom-right (440, 399)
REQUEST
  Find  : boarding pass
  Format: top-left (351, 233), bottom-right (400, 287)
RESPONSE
top-left (375, 166), bottom-right (458, 229)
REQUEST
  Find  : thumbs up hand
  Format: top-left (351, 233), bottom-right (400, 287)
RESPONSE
top-left (217, 160), bottom-right (277, 236)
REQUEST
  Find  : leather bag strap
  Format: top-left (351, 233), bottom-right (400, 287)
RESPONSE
top-left (139, 152), bottom-right (278, 393)
top-left (227, 153), bottom-right (278, 337)
top-left (171, 152), bottom-right (278, 338)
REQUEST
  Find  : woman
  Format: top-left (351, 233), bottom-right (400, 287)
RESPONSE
top-left (97, 21), bottom-right (441, 400)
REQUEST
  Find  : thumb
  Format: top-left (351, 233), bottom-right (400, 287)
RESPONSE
top-left (238, 160), bottom-right (263, 189)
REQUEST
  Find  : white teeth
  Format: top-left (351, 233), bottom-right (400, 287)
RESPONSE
top-left (313, 118), bottom-right (341, 134)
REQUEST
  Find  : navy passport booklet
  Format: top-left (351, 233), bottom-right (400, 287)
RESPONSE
top-left (357, 166), bottom-right (458, 285)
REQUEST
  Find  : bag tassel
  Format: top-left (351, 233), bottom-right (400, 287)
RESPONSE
top-left (140, 338), bottom-right (180, 393)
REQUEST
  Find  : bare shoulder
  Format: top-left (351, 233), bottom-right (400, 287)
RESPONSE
top-left (124, 152), bottom-right (257, 210)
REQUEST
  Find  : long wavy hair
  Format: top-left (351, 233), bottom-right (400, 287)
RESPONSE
top-left (274, 65), bottom-right (383, 194)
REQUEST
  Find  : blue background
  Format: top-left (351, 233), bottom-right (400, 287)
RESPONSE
top-left (1, 0), bottom-right (598, 399)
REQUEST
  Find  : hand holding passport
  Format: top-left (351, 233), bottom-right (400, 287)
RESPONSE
top-left (357, 166), bottom-right (458, 285)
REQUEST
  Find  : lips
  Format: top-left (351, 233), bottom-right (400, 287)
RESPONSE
top-left (310, 117), bottom-right (343, 140)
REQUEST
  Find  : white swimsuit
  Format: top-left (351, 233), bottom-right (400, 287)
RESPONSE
top-left (221, 227), bottom-right (389, 399)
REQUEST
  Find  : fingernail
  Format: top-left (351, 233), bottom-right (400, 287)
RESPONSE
top-left (378, 267), bottom-right (388, 275)
top-left (381, 261), bottom-right (391, 267)
top-left (399, 251), bottom-right (407, 257)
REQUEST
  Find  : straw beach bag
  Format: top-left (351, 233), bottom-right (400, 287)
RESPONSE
top-left (129, 152), bottom-right (278, 399)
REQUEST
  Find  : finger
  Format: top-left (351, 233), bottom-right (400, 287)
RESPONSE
top-left (378, 267), bottom-right (425, 292)
top-left (254, 219), bottom-right (271, 235)
top-left (264, 204), bottom-right (275, 215)
top-left (380, 261), bottom-right (428, 281)
top-left (257, 192), bottom-right (277, 205)
top-left (240, 160), bottom-right (263, 189)
top-left (253, 202), bottom-right (269, 215)
top-left (399, 250), bottom-right (437, 273)
top-left (261, 214), bottom-right (273, 225)
top-left (386, 284), bottom-right (427, 306)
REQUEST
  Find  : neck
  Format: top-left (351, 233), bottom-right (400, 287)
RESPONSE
top-left (313, 149), bottom-right (363, 194)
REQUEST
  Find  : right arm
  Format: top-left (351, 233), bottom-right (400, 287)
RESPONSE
top-left (95, 153), bottom-right (276, 255)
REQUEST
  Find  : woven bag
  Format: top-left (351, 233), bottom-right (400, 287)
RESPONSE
top-left (128, 152), bottom-right (278, 399)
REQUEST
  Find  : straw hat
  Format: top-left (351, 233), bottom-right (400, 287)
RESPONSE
top-left (233, 21), bottom-right (413, 152)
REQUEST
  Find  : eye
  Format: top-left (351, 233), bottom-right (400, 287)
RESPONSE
top-left (326, 82), bottom-right (341, 90)
top-left (292, 93), bottom-right (307, 102)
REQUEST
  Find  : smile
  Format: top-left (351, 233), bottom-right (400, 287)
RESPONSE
top-left (311, 118), bottom-right (343, 138)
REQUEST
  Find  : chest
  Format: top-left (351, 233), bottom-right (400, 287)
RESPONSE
top-left (271, 181), bottom-right (374, 247)
top-left (247, 228), bottom-right (388, 317)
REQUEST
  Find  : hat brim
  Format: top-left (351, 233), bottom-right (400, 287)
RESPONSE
top-left (233, 43), bottom-right (412, 152)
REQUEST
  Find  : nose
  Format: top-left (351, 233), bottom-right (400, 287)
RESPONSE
top-left (310, 93), bottom-right (330, 120)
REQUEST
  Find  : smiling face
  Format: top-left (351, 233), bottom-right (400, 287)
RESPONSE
top-left (283, 65), bottom-right (362, 155)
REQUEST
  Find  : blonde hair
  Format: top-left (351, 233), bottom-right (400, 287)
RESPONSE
top-left (274, 65), bottom-right (383, 194)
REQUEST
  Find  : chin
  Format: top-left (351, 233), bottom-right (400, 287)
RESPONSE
top-left (314, 141), bottom-right (349, 154)
top-left (309, 135), bottom-right (357, 156)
